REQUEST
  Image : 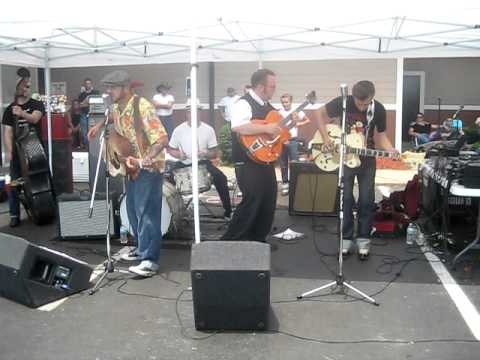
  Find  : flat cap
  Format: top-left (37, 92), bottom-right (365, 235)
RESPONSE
top-left (101, 70), bottom-right (130, 86)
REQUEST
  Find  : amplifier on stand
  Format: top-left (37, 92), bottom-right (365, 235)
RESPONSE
top-left (57, 192), bottom-right (119, 240)
top-left (289, 161), bottom-right (338, 216)
top-left (72, 152), bottom-right (89, 183)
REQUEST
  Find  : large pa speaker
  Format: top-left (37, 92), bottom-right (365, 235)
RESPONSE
top-left (0, 233), bottom-right (92, 308)
top-left (289, 161), bottom-right (338, 216)
top-left (191, 241), bottom-right (270, 331)
top-left (57, 192), bottom-right (119, 240)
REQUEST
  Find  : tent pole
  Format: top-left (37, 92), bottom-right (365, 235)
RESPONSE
top-left (44, 47), bottom-right (53, 174)
top-left (395, 57), bottom-right (404, 151)
top-left (190, 25), bottom-right (201, 244)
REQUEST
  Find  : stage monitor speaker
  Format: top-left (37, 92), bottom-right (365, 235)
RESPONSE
top-left (191, 241), bottom-right (270, 331)
top-left (57, 192), bottom-right (119, 240)
top-left (289, 161), bottom-right (338, 216)
top-left (0, 233), bottom-right (92, 308)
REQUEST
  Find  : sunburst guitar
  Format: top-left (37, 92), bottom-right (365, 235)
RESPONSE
top-left (239, 91), bottom-right (316, 163)
top-left (311, 124), bottom-right (400, 172)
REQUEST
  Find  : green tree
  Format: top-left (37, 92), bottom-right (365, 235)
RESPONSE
top-left (218, 123), bottom-right (233, 165)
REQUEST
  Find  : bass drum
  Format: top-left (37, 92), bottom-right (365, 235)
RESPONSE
top-left (119, 180), bottom-right (184, 236)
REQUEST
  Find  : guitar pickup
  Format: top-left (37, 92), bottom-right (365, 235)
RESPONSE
top-left (249, 141), bottom-right (263, 152)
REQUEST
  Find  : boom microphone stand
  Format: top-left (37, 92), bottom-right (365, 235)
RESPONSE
top-left (89, 100), bottom-right (129, 295)
top-left (297, 84), bottom-right (378, 306)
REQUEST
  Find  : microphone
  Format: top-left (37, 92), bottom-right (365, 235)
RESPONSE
top-left (102, 94), bottom-right (113, 116)
top-left (340, 84), bottom-right (348, 98)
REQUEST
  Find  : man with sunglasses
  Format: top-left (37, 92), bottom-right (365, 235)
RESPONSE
top-left (315, 80), bottom-right (398, 259)
top-left (2, 70), bottom-right (45, 227)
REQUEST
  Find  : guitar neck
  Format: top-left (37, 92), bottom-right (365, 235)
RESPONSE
top-left (348, 146), bottom-right (395, 158)
top-left (280, 100), bottom-right (310, 128)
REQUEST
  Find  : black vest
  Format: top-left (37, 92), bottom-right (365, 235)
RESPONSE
top-left (231, 93), bottom-right (276, 164)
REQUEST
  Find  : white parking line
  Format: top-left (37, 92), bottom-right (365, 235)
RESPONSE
top-left (37, 246), bottom-right (131, 312)
top-left (424, 249), bottom-right (480, 340)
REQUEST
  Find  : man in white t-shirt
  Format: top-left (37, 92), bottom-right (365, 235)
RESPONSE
top-left (153, 83), bottom-right (175, 139)
top-left (278, 93), bottom-right (311, 195)
top-left (218, 87), bottom-right (241, 123)
top-left (168, 102), bottom-right (232, 219)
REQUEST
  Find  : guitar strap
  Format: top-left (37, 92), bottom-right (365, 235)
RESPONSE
top-left (132, 95), bottom-right (149, 156)
top-left (365, 100), bottom-right (375, 146)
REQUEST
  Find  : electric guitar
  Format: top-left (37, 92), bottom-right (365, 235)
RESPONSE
top-left (239, 91), bottom-right (316, 164)
top-left (311, 124), bottom-right (400, 172)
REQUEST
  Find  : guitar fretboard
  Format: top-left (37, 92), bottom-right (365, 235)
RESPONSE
top-left (347, 146), bottom-right (396, 158)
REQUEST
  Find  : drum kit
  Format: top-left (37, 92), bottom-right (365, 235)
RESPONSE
top-left (118, 163), bottom-right (213, 238)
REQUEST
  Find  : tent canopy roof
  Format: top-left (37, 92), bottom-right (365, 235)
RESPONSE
top-left (1, 0), bottom-right (479, 67)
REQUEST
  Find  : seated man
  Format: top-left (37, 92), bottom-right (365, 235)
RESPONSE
top-left (168, 101), bottom-right (232, 220)
top-left (408, 112), bottom-right (439, 145)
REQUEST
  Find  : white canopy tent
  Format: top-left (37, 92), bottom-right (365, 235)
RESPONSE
top-left (1, 0), bottom-right (479, 243)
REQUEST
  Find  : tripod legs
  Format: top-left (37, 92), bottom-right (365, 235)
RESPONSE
top-left (297, 275), bottom-right (379, 306)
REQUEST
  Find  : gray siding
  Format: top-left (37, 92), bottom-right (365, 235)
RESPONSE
top-left (47, 59), bottom-right (397, 106)
top-left (51, 63), bottom-right (209, 105)
top-left (405, 57), bottom-right (480, 105)
top-left (215, 59), bottom-right (397, 105)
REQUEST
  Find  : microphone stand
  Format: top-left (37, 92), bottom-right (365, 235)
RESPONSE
top-left (89, 107), bottom-right (129, 295)
top-left (297, 85), bottom-right (378, 306)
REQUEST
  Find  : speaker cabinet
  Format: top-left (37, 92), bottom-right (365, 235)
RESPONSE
top-left (57, 193), bottom-right (119, 240)
top-left (0, 233), bottom-right (92, 308)
top-left (191, 241), bottom-right (270, 331)
top-left (52, 140), bottom-right (73, 195)
top-left (289, 161), bottom-right (338, 216)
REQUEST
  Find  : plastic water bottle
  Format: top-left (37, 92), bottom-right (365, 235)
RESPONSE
top-left (120, 226), bottom-right (128, 245)
top-left (406, 223), bottom-right (417, 245)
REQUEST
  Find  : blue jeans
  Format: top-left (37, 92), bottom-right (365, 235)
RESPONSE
top-left (8, 158), bottom-right (21, 219)
top-left (80, 113), bottom-right (90, 146)
top-left (126, 170), bottom-right (163, 264)
top-left (159, 115), bottom-right (174, 140)
top-left (280, 139), bottom-right (299, 183)
top-left (343, 157), bottom-right (376, 241)
top-left (416, 133), bottom-right (430, 145)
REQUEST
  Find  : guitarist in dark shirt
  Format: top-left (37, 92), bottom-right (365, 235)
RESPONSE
top-left (315, 80), bottom-right (398, 259)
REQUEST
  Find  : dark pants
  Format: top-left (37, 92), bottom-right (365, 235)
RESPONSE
top-left (172, 160), bottom-right (232, 217)
top-left (126, 170), bottom-right (163, 264)
top-left (280, 139), bottom-right (299, 183)
top-left (221, 161), bottom-right (277, 242)
top-left (159, 115), bottom-right (174, 140)
top-left (343, 157), bottom-right (376, 240)
top-left (8, 158), bottom-right (21, 219)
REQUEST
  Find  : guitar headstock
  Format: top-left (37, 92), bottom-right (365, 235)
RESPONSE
top-left (305, 91), bottom-right (316, 105)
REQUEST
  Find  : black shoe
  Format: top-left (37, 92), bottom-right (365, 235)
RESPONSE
top-left (9, 218), bottom-right (20, 228)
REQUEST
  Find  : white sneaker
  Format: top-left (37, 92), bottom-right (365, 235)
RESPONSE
top-left (128, 260), bottom-right (159, 277)
top-left (357, 238), bottom-right (370, 260)
top-left (342, 239), bottom-right (353, 255)
top-left (120, 249), bottom-right (141, 261)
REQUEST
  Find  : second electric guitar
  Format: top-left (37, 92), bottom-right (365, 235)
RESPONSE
top-left (311, 124), bottom-right (400, 172)
top-left (239, 91), bottom-right (316, 164)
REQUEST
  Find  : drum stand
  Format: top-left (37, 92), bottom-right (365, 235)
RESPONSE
top-left (88, 116), bottom-right (128, 295)
top-left (297, 85), bottom-right (378, 306)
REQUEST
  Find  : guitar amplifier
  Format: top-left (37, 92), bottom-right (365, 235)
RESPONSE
top-left (57, 192), bottom-right (119, 240)
top-left (289, 161), bottom-right (338, 216)
top-left (72, 151), bottom-right (89, 183)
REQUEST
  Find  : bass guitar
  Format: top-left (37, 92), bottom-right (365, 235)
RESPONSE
top-left (239, 91), bottom-right (316, 163)
top-left (15, 124), bottom-right (56, 224)
top-left (311, 124), bottom-right (400, 172)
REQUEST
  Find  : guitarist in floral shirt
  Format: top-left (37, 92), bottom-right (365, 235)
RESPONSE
top-left (89, 70), bottom-right (168, 277)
